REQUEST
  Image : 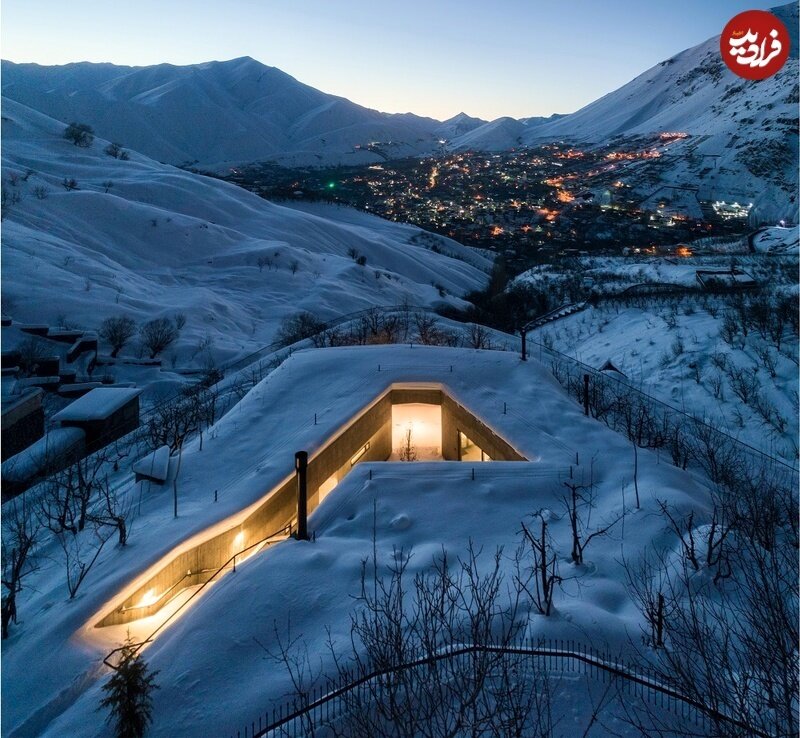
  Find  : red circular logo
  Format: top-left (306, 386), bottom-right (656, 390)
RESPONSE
top-left (721, 10), bottom-right (790, 80)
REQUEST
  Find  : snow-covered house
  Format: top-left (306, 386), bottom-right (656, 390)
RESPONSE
top-left (52, 387), bottom-right (143, 453)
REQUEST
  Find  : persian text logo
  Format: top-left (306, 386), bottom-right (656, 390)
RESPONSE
top-left (720, 9), bottom-right (790, 80)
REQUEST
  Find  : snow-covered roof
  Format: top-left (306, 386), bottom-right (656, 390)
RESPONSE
top-left (2, 346), bottom-right (715, 737)
top-left (1, 426), bottom-right (85, 482)
top-left (132, 445), bottom-right (171, 482)
top-left (52, 387), bottom-right (142, 422)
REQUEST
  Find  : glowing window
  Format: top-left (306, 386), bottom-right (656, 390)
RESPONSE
top-left (350, 441), bottom-right (370, 466)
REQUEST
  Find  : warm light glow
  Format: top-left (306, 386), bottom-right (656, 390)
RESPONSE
top-left (138, 589), bottom-right (158, 607)
top-left (233, 531), bottom-right (245, 550)
top-left (350, 442), bottom-right (371, 465)
top-left (318, 473), bottom-right (338, 501)
top-left (556, 189), bottom-right (574, 203)
top-left (391, 404), bottom-right (442, 459)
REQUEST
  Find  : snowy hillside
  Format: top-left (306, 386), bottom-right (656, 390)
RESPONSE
top-left (1, 57), bottom-right (442, 169)
top-left (511, 243), bottom-right (799, 463)
top-left (0, 345), bottom-right (717, 737)
top-left (0, 98), bottom-right (491, 371)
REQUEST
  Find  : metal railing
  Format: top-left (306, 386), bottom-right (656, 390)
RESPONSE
top-left (229, 638), bottom-right (773, 738)
top-left (531, 339), bottom-right (798, 483)
top-left (103, 522), bottom-right (293, 669)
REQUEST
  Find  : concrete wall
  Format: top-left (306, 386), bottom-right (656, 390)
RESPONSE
top-left (1, 389), bottom-right (44, 461)
top-left (96, 383), bottom-right (524, 627)
top-left (441, 392), bottom-right (525, 462)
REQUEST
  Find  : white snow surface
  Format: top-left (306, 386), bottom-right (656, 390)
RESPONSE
top-left (51, 387), bottom-right (142, 422)
top-left (752, 225), bottom-right (800, 253)
top-left (3, 345), bottom-right (714, 737)
top-left (131, 445), bottom-right (171, 482)
top-left (534, 302), bottom-right (799, 460)
top-left (1, 98), bottom-right (491, 373)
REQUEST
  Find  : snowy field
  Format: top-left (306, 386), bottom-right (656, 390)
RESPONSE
top-left (2, 345), bottom-right (720, 737)
top-left (534, 298), bottom-right (798, 461)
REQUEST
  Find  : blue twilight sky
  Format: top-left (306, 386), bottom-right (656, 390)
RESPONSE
top-left (1, 0), bottom-right (782, 120)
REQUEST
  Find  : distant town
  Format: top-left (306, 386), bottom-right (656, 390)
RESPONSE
top-left (226, 133), bottom-right (753, 272)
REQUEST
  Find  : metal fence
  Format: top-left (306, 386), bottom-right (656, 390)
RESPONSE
top-left (530, 339), bottom-right (798, 494)
top-left (229, 638), bottom-right (771, 738)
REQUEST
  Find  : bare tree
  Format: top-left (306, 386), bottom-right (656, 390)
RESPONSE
top-left (323, 538), bottom-right (548, 737)
top-left (1, 496), bottom-right (41, 639)
top-left (58, 526), bottom-right (111, 599)
top-left (88, 477), bottom-right (132, 547)
top-left (38, 452), bottom-right (110, 536)
top-left (464, 323), bottom-right (493, 350)
top-left (139, 317), bottom-right (179, 359)
top-left (397, 428), bottom-right (417, 461)
top-left (561, 465), bottom-right (623, 565)
top-left (99, 316), bottom-right (137, 358)
top-left (518, 510), bottom-right (560, 615)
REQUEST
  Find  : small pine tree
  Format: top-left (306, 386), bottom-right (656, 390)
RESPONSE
top-left (99, 635), bottom-right (159, 738)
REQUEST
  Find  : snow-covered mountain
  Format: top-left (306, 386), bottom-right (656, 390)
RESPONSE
top-left (3, 1), bottom-right (796, 206)
top-left (433, 112), bottom-right (487, 140)
top-left (0, 98), bottom-right (491, 370)
top-left (447, 116), bottom-right (528, 151)
top-left (1, 57), bottom-right (443, 169)
top-left (525, 2), bottom-right (797, 143)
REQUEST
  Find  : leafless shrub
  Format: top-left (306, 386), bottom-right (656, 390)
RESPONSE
top-left (622, 550), bottom-right (675, 649)
top-left (16, 337), bottom-right (49, 376)
top-left (276, 311), bottom-right (325, 347)
top-left (720, 312), bottom-right (738, 345)
top-left (726, 365), bottom-right (759, 405)
top-left (753, 343), bottom-right (778, 378)
top-left (710, 350), bottom-right (728, 371)
top-left (464, 323), bottom-right (493, 350)
top-left (708, 371), bottom-right (725, 400)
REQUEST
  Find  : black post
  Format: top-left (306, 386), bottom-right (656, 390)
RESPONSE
top-left (295, 451), bottom-right (309, 541)
top-left (520, 329), bottom-right (527, 362)
top-left (583, 374), bottom-right (590, 416)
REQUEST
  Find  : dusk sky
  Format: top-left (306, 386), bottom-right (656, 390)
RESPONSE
top-left (1, 0), bottom-right (781, 120)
